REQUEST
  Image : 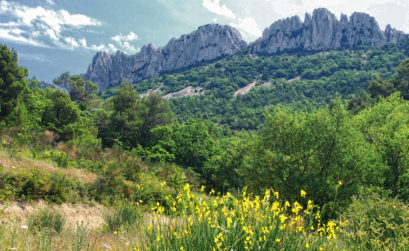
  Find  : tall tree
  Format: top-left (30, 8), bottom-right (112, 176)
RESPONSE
top-left (0, 45), bottom-right (28, 119)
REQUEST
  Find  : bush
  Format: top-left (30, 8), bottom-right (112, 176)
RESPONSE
top-left (28, 208), bottom-right (65, 234)
top-left (340, 191), bottom-right (409, 250)
top-left (104, 201), bottom-right (142, 232)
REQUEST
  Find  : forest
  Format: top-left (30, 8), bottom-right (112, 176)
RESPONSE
top-left (2, 41), bottom-right (409, 250)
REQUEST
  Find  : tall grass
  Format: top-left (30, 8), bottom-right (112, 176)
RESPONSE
top-left (28, 208), bottom-right (65, 234)
top-left (103, 201), bottom-right (143, 232)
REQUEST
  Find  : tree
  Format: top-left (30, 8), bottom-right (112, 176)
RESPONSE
top-left (41, 89), bottom-right (80, 141)
top-left (354, 93), bottom-right (409, 199)
top-left (98, 81), bottom-right (142, 149)
top-left (0, 45), bottom-right (28, 119)
top-left (243, 101), bottom-right (374, 219)
top-left (139, 92), bottom-right (173, 145)
top-left (54, 73), bottom-right (98, 109)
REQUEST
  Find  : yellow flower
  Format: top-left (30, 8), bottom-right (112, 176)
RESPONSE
top-left (201, 185), bottom-right (205, 192)
top-left (114, 231), bottom-right (117, 235)
top-left (276, 238), bottom-right (281, 243)
top-left (306, 243), bottom-right (310, 248)
top-left (180, 247), bottom-right (184, 251)
top-left (338, 180), bottom-right (343, 185)
top-left (301, 189), bottom-right (307, 198)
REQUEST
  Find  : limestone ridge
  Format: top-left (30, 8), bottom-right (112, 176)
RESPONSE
top-left (84, 9), bottom-right (406, 91)
top-left (84, 24), bottom-right (247, 91)
top-left (251, 8), bottom-right (407, 55)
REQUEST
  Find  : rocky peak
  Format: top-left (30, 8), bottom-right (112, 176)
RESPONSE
top-left (84, 24), bottom-right (246, 91)
top-left (252, 8), bottom-right (407, 55)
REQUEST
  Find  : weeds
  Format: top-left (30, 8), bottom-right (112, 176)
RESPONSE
top-left (104, 201), bottom-right (142, 232)
top-left (28, 208), bottom-right (65, 235)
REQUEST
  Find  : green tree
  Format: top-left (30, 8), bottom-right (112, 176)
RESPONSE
top-left (243, 101), bottom-right (373, 219)
top-left (41, 89), bottom-right (80, 141)
top-left (354, 93), bottom-right (409, 199)
top-left (0, 45), bottom-right (28, 119)
top-left (98, 81), bottom-right (142, 149)
top-left (139, 92), bottom-right (173, 145)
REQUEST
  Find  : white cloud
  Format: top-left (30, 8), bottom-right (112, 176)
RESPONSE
top-left (110, 32), bottom-right (139, 54)
top-left (45, 0), bottom-right (55, 5)
top-left (202, 0), bottom-right (236, 18)
top-left (19, 53), bottom-right (53, 63)
top-left (0, 1), bottom-right (104, 50)
top-left (230, 17), bottom-right (262, 38)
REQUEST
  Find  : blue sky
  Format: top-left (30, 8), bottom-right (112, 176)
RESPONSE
top-left (1, 0), bottom-right (408, 82)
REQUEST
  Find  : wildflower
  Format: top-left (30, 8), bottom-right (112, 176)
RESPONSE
top-left (276, 238), bottom-right (281, 243)
top-left (301, 189), bottom-right (307, 198)
top-left (201, 185), bottom-right (205, 192)
top-left (180, 247), bottom-right (184, 251)
top-left (114, 231), bottom-right (117, 235)
top-left (338, 180), bottom-right (342, 185)
top-left (306, 243), bottom-right (310, 248)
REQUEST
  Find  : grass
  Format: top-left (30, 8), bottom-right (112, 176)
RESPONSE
top-left (0, 185), bottom-right (350, 250)
top-left (28, 208), bottom-right (66, 234)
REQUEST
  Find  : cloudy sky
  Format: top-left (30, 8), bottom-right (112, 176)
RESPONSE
top-left (1, 0), bottom-right (408, 82)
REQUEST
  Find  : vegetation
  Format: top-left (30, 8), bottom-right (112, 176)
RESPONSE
top-left (2, 41), bottom-right (409, 249)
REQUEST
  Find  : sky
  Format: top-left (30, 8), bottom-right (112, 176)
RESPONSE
top-left (1, 0), bottom-right (408, 82)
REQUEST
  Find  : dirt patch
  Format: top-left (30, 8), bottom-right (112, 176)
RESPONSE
top-left (163, 86), bottom-right (204, 99)
top-left (140, 88), bottom-right (162, 98)
top-left (0, 201), bottom-right (105, 230)
top-left (261, 81), bottom-right (272, 87)
top-left (234, 80), bottom-right (257, 97)
top-left (287, 76), bottom-right (301, 83)
top-left (0, 151), bottom-right (99, 183)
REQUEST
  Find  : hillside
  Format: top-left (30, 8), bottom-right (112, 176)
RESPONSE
top-left (100, 38), bottom-right (409, 130)
top-left (3, 6), bottom-right (409, 250)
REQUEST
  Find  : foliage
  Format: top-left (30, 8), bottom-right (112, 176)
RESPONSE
top-left (118, 40), bottom-right (409, 130)
top-left (353, 93), bottom-right (409, 199)
top-left (0, 167), bottom-right (89, 204)
top-left (340, 191), bottom-right (409, 250)
top-left (0, 45), bottom-right (28, 120)
top-left (103, 201), bottom-right (143, 232)
top-left (142, 184), bottom-right (345, 250)
top-left (41, 89), bottom-right (80, 141)
top-left (28, 208), bottom-right (65, 235)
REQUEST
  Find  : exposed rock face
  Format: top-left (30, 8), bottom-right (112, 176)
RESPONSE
top-left (252, 8), bottom-right (407, 55)
top-left (84, 24), bottom-right (246, 91)
top-left (84, 9), bottom-right (406, 91)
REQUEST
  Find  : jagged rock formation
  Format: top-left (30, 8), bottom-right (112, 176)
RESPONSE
top-left (84, 24), bottom-right (246, 91)
top-left (84, 8), bottom-right (407, 91)
top-left (252, 8), bottom-right (407, 55)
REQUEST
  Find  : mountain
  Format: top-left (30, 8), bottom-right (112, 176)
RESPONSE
top-left (252, 8), bottom-right (406, 54)
top-left (83, 24), bottom-right (246, 91)
top-left (84, 8), bottom-right (407, 91)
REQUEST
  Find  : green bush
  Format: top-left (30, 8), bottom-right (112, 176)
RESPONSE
top-left (340, 191), bottom-right (409, 250)
top-left (28, 208), bottom-right (65, 235)
top-left (104, 201), bottom-right (142, 232)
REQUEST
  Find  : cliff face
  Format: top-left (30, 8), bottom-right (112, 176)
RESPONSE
top-left (84, 8), bottom-right (407, 91)
top-left (251, 8), bottom-right (406, 55)
top-left (84, 24), bottom-right (246, 91)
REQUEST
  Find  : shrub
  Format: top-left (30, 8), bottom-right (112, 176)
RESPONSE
top-left (28, 208), bottom-right (65, 235)
top-left (104, 201), bottom-right (142, 232)
top-left (340, 191), bottom-right (409, 250)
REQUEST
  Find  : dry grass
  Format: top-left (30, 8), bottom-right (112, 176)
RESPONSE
top-left (0, 201), bottom-right (105, 230)
top-left (0, 151), bottom-right (99, 184)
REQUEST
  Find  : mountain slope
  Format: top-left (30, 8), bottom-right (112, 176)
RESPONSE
top-left (84, 24), bottom-right (246, 91)
top-left (84, 8), bottom-right (406, 91)
top-left (252, 8), bottom-right (405, 54)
